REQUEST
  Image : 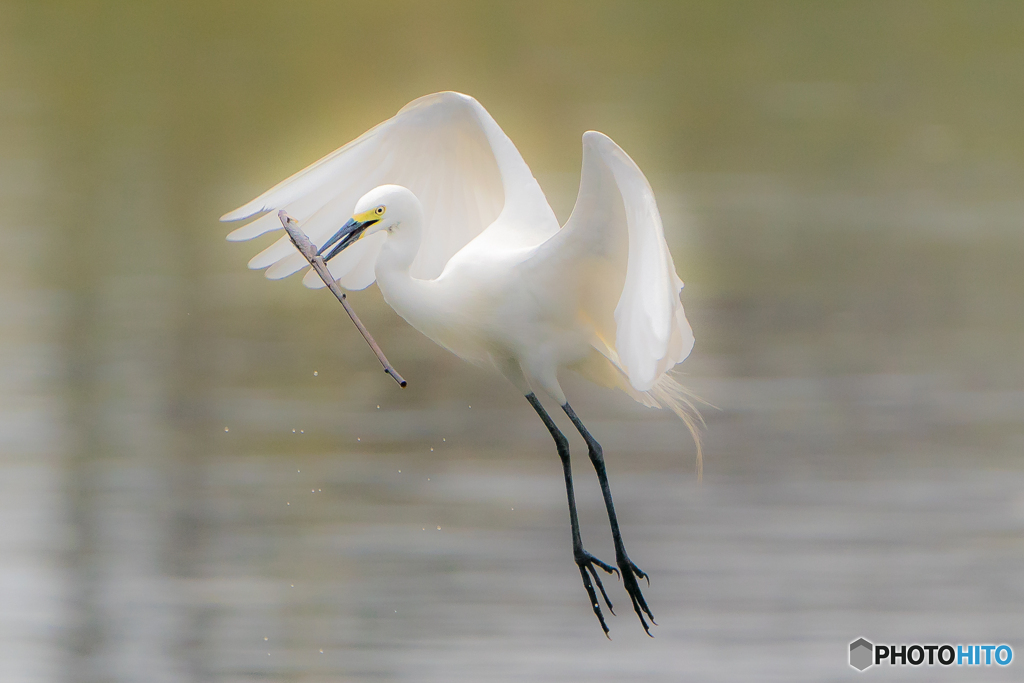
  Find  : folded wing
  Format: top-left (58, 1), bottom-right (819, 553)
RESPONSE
top-left (221, 91), bottom-right (558, 289)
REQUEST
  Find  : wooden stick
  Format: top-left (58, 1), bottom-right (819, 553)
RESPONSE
top-left (278, 210), bottom-right (407, 388)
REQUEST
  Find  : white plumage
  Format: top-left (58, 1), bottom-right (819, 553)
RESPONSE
top-left (222, 92), bottom-right (696, 417)
top-left (222, 91), bottom-right (700, 634)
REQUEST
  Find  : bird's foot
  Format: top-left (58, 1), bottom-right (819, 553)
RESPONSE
top-left (575, 549), bottom-right (618, 637)
top-left (617, 553), bottom-right (656, 636)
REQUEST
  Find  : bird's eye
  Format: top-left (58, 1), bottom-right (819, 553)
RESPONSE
top-left (375, 206), bottom-right (384, 215)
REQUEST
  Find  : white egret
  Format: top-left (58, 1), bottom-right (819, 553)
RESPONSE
top-left (222, 92), bottom-right (699, 636)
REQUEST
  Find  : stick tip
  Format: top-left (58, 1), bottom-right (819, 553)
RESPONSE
top-left (385, 369), bottom-right (408, 388)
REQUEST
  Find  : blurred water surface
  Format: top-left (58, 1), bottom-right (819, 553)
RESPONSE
top-left (1, 2), bottom-right (1023, 681)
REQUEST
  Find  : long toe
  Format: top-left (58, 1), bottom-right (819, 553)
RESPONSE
top-left (576, 550), bottom-right (618, 636)
top-left (618, 555), bottom-right (656, 636)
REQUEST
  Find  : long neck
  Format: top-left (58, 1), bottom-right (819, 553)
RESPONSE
top-left (374, 220), bottom-right (436, 333)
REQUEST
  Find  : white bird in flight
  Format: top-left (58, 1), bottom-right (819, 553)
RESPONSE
top-left (222, 91), bottom-right (699, 636)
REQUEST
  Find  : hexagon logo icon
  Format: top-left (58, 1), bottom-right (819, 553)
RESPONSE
top-left (849, 638), bottom-right (874, 671)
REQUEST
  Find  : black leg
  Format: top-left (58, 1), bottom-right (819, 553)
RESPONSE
top-left (525, 393), bottom-right (617, 636)
top-left (562, 402), bottom-right (656, 636)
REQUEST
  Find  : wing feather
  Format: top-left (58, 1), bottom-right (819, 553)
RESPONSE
top-left (222, 92), bottom-right (557, 287)
top-left (226, 211), bottom-right (285, 242)
top-left (531, 131), bottom-right (693, 392)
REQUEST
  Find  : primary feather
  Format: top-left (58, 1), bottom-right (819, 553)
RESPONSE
top-left (222, 92), bottom-right (557, 287)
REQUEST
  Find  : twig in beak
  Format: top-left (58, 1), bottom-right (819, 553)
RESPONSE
top-left (278, 210), bottom-right (407, 388)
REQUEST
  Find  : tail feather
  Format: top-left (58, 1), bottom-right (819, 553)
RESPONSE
top-left (572, 346), bottom-right (706, 479)
top-left (645, 371), bottom-right (707, 481)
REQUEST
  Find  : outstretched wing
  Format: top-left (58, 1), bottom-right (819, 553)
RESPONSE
top-left (529, 131), bottom-right (693, 392)
top-left (221, 92), bottom-right (558, 289)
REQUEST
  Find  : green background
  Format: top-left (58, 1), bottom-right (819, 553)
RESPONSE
top-left (1, 2), bottom-right (1022, 680)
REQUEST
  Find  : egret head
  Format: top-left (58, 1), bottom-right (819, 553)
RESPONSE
top-left (318, 185), bottom-right (421, 261)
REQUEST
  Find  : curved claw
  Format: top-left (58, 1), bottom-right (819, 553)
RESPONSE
top-left (630, 560), bottom-right (650, 586)
top-left (588, 554), bottom-right (619, 579)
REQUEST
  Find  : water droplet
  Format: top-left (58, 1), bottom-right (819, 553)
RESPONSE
top-left (430, 447), bottom-right (433, 452)
top-left (357, 437), bottom-right (361, 441)
top-left (320, 649), bottom-right (323, 654)
top-left (436, 526), bottom-right (441, 530)
top-left (398, 470), bottom-right (401, 473)
top-left (264, 637), bottom-right (268, 641)
top-left (224, 427), bottom-right (229, 432)
top-left (286, 502), bottom-right (290, 505)
top-left (300, 430), bottom-right (304, 434)
top-left (313, 370), bottom-right (318, 376)
top-left (377, 405), bottom-right (380, 409)
top-left (442, 438), bottom-right (446, 442)
top-left (290, 584), bottom-right (294, 588)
